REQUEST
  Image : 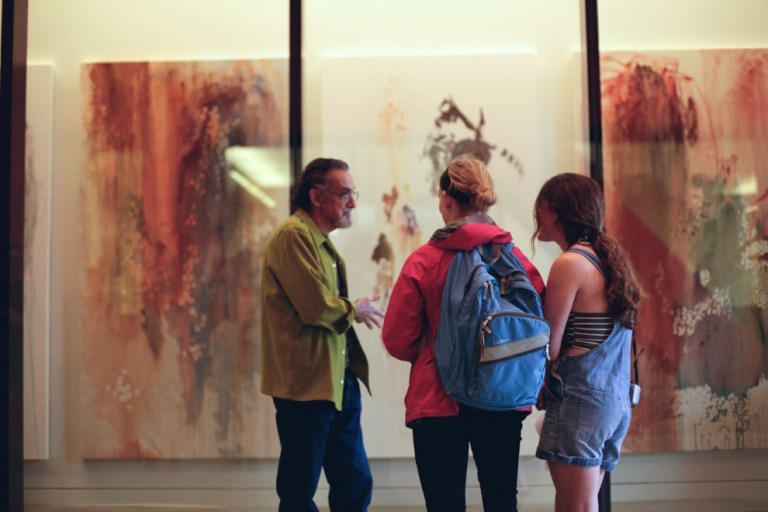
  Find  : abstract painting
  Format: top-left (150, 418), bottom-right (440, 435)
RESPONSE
top-left (80, 59), bottom-right (288, 458)
top-left (321, 54), bottom-right (542, 456)
top-left (601, 50), bottom-right (768, 452)
top-left (24, 64), bottom-right (54, 460)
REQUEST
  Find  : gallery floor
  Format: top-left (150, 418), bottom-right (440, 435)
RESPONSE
top-left (24, 500), bottom-right (768, 512)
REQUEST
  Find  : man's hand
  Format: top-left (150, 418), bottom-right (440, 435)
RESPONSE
top-left (354, 294), bottom-right (385, 329)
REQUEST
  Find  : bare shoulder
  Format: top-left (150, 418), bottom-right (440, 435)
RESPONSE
top-left (550, 250), bottom-right (596, 278)
top-left (555, 248), bottom-right (608, 311)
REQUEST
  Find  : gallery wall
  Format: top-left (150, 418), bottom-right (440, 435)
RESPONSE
top-left (23, 0), bottom-right (768, 508)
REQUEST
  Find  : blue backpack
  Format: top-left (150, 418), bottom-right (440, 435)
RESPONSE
top-left (435, 242), bottom-right (550, 410)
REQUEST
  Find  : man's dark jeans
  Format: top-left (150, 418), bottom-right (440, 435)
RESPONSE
top-left (273, 368), bottom-right (372, 512)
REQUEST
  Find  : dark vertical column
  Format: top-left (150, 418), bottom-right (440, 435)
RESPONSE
top-left (289, 0), bottom-right (302, 181)
top-left (1, 0), bottom-right (29, 511)
top-left (584, 1), bottom-right (610, 511)
top-left (584, 0), bottom-right (604, 188)
top-left (599, 472), bottom-right (612, 512)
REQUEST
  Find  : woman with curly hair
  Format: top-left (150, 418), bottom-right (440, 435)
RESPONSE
top-left (532, 173), bottom-right (643, 512)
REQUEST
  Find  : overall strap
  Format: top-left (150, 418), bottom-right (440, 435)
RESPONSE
top-left (566, 247), bottom-right (605, 276)
top-left (568, 246), bottom-right (642, 385)
top-left (632, 332), bottom-right (640, 385)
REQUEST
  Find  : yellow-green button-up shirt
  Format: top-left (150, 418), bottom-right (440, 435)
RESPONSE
top-left (260, 209), bottom-right (370, 410)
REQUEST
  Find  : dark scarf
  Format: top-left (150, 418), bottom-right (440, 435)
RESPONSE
top-left (430, 214), bottom-right (497, 243)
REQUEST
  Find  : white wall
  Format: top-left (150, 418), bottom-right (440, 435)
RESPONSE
top-left (23, 0), bottom-right (768, 508)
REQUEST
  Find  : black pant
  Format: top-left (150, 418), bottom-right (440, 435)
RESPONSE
top-left (411, 406), bottom-right (529, 512)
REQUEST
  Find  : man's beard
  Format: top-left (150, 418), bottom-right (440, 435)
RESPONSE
top-left (338, 211), bottom-right (352, 229)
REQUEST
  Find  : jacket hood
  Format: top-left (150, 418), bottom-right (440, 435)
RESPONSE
top-left (429, 215), bottom-right (512, 251)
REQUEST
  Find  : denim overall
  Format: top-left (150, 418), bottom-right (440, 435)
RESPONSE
top-left (535, 249), bottom-right (633, 472)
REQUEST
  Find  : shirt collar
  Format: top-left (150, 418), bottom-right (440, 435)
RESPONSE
top-left (295, 208), bottom-right (334, 249)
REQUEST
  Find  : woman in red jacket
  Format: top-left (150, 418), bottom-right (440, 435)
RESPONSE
top-left (382, 155), bottom-right (545, 512)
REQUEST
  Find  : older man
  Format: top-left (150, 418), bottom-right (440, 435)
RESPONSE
top-left (261, 158), bottom-right (384, 512)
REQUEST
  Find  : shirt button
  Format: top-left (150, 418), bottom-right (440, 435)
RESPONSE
top-left (332, 263), bottom-right (337, 268)
top-left (340, 379), bottom-right (345, 385)
top-left (342, 349), bottom-right (346, 355)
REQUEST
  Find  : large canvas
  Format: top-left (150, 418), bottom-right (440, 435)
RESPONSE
top-left (321, 54), bottom-right (544, 457)
top-left (601, 50), bottom-right (768, 452)
top-left (24, 64), bottom-right (54, 460)
top-left (81, 60), bottom-right (288, 458)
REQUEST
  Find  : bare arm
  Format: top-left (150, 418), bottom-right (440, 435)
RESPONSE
top-left (544, 250), bottom-right (610, 359)
top-left (542, 255), bottom-right (581, 361)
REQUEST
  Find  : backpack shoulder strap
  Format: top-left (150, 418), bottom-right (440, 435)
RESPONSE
top-left (442, 247), bottom-right (484, 311)
top-left (477, 243), bottom-right (501, 265)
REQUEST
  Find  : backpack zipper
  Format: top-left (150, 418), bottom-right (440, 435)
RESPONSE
top-left (475, 314), bottom-right (493, 376)
top-left (478, 312), bottom-right (551, 367)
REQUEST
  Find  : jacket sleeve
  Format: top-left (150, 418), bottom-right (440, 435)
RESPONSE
top-left (382, 255), bottom-right (426, 363)
top-left (513, 246), bottom-right (546, 297)
top-left (269, 225), bottom-right (354, 334)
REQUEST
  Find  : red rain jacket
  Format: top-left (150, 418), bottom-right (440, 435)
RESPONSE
top-left (382, 217), bottom-right (545, 426)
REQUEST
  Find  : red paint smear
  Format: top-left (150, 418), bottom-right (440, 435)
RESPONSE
top-left (86, 63), bottom-right (148, 151)
top-left (600, 54), bottom-right (696, 448)
top-left (606, 187), bottom-right (686, 437)
top-left (602, 56), bottom-right (698, 147)
top-left (607, 192), bottom-right (687, 368)
top-left (727, 51), bottom-right (768, 237)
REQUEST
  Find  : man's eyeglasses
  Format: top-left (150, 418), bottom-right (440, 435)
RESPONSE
top-left (317, 187), bottom-right (359, 203)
